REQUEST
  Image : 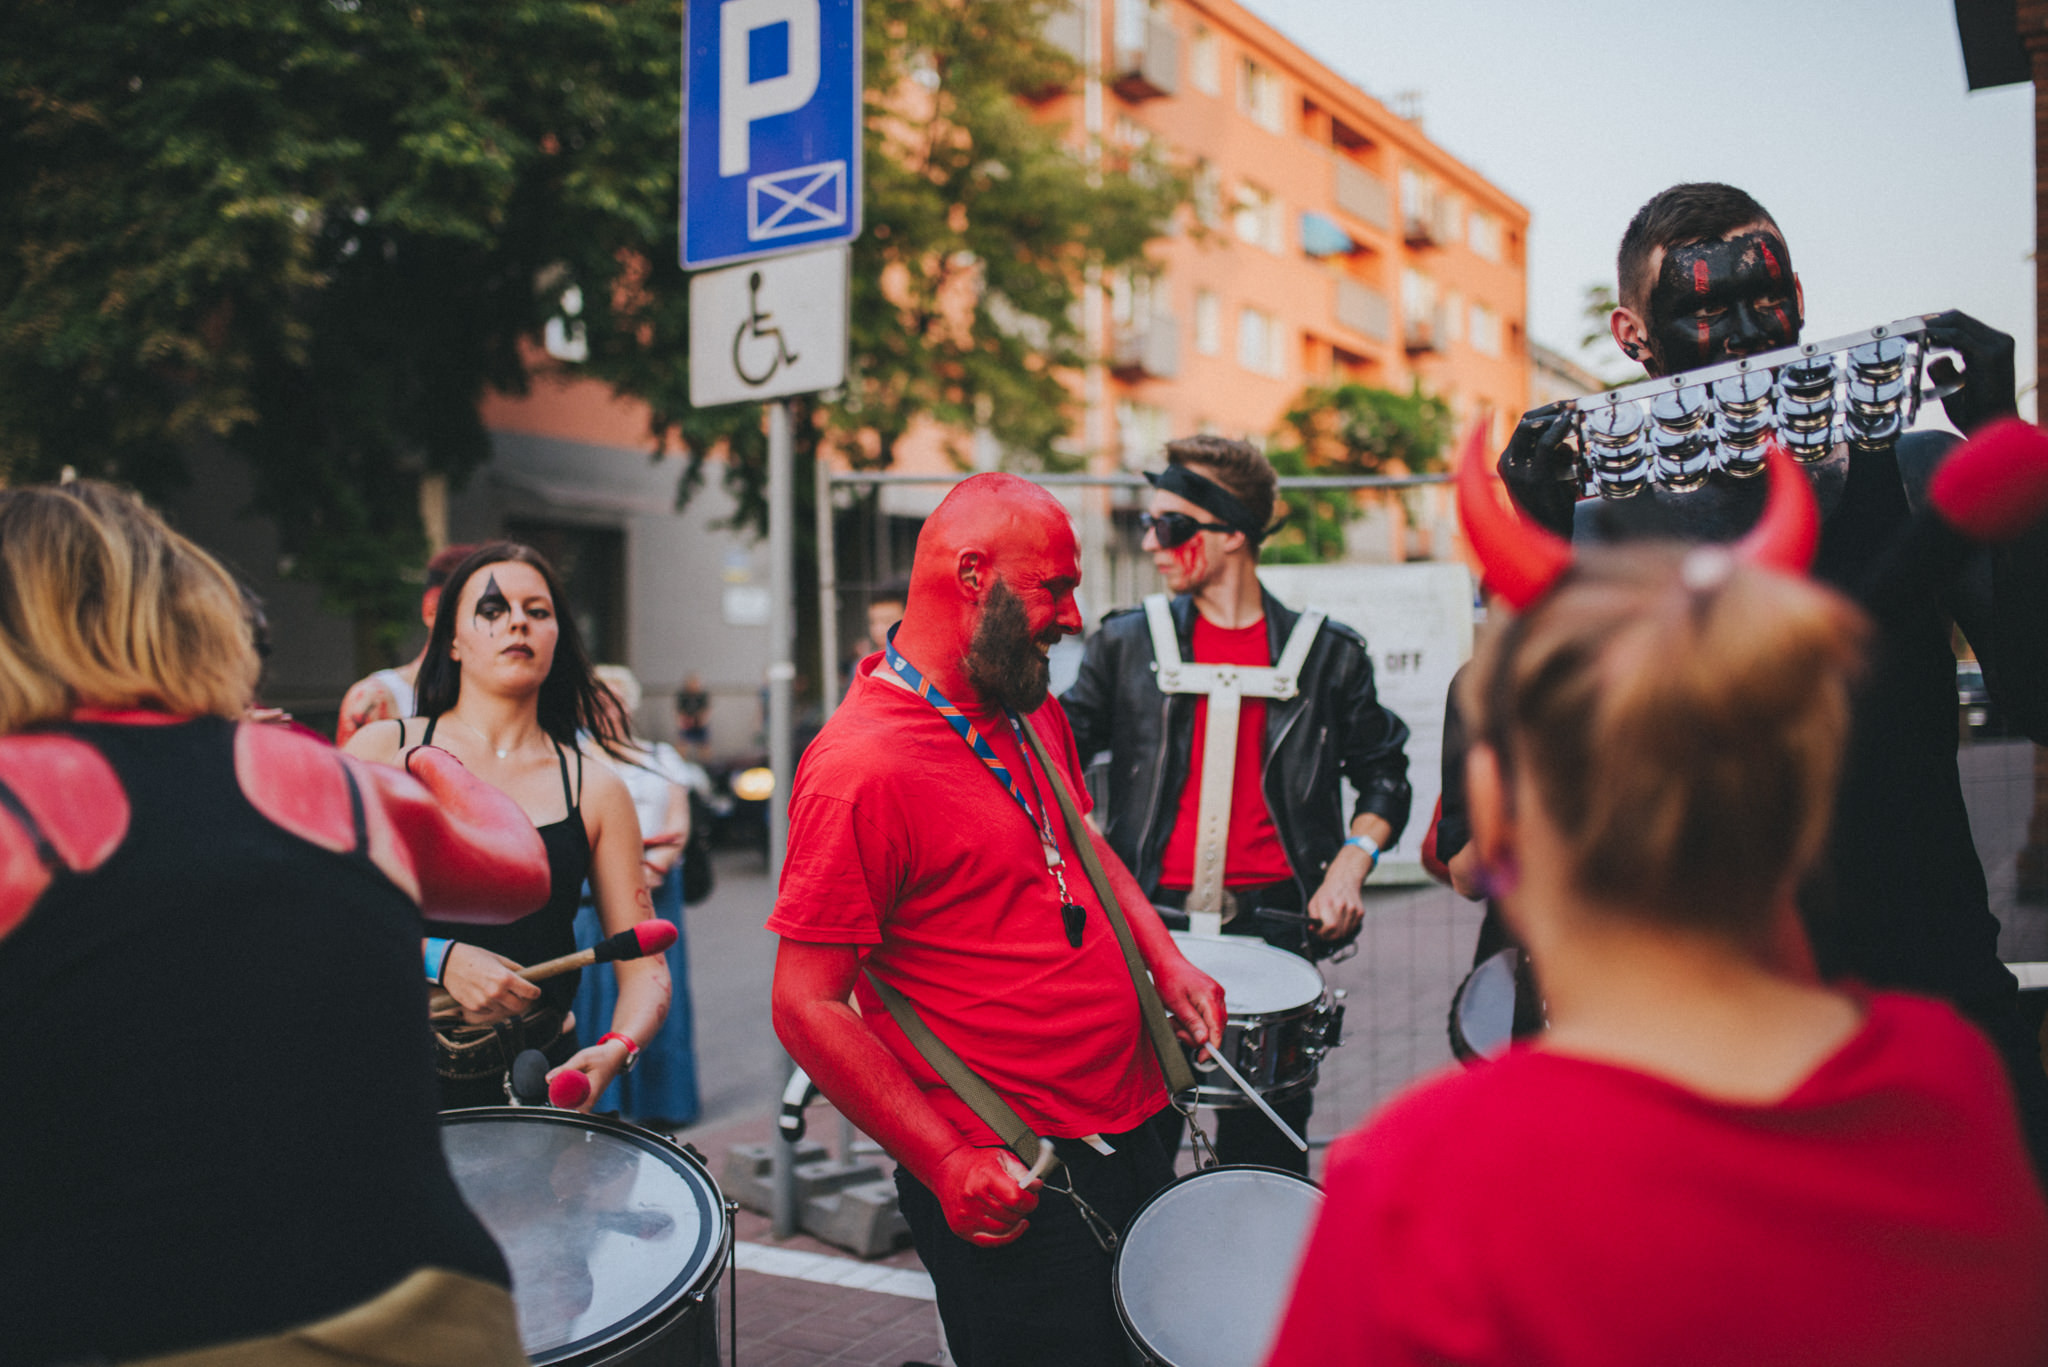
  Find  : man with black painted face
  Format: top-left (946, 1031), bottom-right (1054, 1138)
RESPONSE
top-left (1490, 181), bottom-right (2048, 1181)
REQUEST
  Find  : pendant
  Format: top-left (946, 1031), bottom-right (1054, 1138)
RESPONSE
top-left (1061, 902), bottom-right (1087, 949)
top-left (496, 748), bottom-right (508, 759)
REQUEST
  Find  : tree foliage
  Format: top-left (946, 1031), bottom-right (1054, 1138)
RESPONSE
top-left (2, 0), bottom-right (1179, 653)
top-left (1262, 380), bottom-right (1452, 564)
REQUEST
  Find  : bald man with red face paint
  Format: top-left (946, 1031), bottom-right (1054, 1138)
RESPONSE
top-left (770, 473), bottom-right (1225, 1367)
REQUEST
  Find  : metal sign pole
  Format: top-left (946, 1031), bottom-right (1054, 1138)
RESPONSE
top-left (765, 398), bottom-right (800, 1240)
top-left (816, 460), bottom-right (842, 722)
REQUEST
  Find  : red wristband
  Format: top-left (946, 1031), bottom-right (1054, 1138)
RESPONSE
top-left (599, 1031), bottom-right (641, 1071)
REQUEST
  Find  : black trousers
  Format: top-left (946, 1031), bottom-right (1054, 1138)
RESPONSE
top-left (894, 1109), bottom-right (1179, 1367)
top-left (1154, 881), bottom-right (1317, 1176)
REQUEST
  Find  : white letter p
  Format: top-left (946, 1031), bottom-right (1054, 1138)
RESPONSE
top-left (721, 0), bottom-right (821, 178)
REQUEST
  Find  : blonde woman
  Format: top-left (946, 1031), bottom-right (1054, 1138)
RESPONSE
top-left (0, 482), bottom-right (547, 1366)
top-left (1265, 545), bottom-right (2048, 1367)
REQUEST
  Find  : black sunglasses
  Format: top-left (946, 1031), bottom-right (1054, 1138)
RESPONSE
top-left (1140, 511), bottom-right (1234, 548)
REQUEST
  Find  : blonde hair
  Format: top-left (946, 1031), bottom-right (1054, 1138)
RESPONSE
top-left (1462, 544), bottom-right (1866, 937)
top-left (0, 482), bottom-right (258, 732)
top-left (593, 664), bottom-right (643, 716)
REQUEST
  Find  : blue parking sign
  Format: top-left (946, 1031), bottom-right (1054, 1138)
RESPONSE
top-left (682, 0), bottom-right (863, 269)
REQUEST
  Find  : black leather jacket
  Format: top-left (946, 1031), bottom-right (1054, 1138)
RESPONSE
top-left (1061, 589), bottom-right (1412, 901)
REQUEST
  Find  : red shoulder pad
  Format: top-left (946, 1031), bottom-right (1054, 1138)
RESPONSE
top-left (0, 735), bottom-right (128, 943)
top-left (0, 735), bottom-right (129, 870)
top-left (235, 722), bottom-right (357, 855)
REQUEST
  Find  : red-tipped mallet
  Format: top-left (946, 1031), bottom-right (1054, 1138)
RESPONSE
top-left (428, 919), bottom-right (680, 1016)
top-left (548, 1069), bottom-right (593, 1109)
top-left (1862, 416), bottom-right (2048, 606)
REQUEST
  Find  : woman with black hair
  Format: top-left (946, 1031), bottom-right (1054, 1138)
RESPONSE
top-left (347, 542), bottom-right (670, 1110)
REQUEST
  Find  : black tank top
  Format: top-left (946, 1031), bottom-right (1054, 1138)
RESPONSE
top-left (415, 715), bottom-right (592, 1010)
top-left (0, 717), bottom-right (507, 1366)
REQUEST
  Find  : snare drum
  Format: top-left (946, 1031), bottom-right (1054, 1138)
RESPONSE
top-left (1171, 932), bottom-right (1341, 1107)
top-left (1448, 947), bottom-right (1544, 1067)
top-left (1113, 1166), bottom-right (1323, 1367)
top-left (441, 1108), bottom-right (731, 1366)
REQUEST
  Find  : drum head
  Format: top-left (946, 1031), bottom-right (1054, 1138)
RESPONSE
top-left (442, 1108), bottom-right (725, 1365)
top-left (1113, 1166), bottom-right (1322, 1367)
top-left (1171, 933), bottom-right (1325, 1014)
top-left (1451, 948), bottom-right (1518, 1065)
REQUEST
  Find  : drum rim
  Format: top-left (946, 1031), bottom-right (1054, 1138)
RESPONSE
top-left (1448, 947), bottom-right (1519, 1067)
top-left (440, 1106), bottom-right (728, 1366)
top-left (1110, 1163), bottom-right (1322, 1362)
top-left (1169, 931), bottom-right (1327, 1011)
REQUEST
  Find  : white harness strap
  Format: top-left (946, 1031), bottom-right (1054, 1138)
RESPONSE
top-left (1144, 594), bottom-right (1324, 937)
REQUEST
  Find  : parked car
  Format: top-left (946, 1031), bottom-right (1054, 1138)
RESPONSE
top-left (1957, 660), bottom-right (2007, 739)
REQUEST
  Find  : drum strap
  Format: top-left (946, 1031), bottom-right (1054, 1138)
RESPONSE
top-left (864, 715), bottom-right (1199, 1174)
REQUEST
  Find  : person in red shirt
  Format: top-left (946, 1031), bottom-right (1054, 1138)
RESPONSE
top-left (770, 473), bottom-right (1224, 1367)
top-left (1062, 436), bottom-right (1411, 1171)
top-left (1264, 532), bottom-right (2048, 1367)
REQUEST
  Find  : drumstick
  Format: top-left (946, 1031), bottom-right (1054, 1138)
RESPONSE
top-left (428, 920), bottom-right (679, 1015)
top-left (1202, 1043), bottom-right (1309, 1153)
top-left (548, 1070), bottom-right (593, 1109)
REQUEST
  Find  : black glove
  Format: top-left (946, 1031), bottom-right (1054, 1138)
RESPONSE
top-left (1922, 310), bottom-right (2017, 436)
top-left (1496, 402), bottom-right (1580, 538)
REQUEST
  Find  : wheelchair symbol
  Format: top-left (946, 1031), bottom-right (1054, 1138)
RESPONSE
top-left (732, 271), bottom-right (800, 386)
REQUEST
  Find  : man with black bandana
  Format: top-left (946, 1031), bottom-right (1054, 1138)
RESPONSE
top-left (1062, 435), bottom-right (1412, 1173)
top-left (1488, 181), bottom-right (2048, 1177)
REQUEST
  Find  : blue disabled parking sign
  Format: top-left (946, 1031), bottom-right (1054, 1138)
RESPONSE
top-left (682, 0), bottom-right (863, 270)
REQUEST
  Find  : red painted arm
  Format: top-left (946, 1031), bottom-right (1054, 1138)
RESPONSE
top-left (361, 746), bottom-right (551, 923)
top-left (770, 937), bottom-right (1040, 1245)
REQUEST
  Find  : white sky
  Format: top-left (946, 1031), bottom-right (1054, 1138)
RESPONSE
top-left (1240, 0), bottom-right (2037, 397)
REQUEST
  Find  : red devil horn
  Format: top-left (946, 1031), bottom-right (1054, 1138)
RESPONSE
top-left (1455, 418), bottom-right (1574, 610)
top-left (1732, 438), bottom-right (1820, 574)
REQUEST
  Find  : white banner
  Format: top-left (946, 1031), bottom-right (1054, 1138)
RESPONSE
top-left (1257, 563), bottom-right (1475, 885)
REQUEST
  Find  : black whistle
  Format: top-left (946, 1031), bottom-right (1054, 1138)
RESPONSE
top-left (1061, 902), bottom-right (1087, 948)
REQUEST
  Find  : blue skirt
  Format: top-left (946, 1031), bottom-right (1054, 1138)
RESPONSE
top-left (572, 866), bottom-right (701, 1126)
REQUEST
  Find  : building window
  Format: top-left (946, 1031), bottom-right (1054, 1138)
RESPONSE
top-left (1443, 289), bottom-right (1464, 345)
top-left (1233, 181), bottom-right (1281, 253)
top-left (1468, 209), bottom-right (1501, 262)
top-left (1116, 400), bottom-right (1173, 471)
top-left (1192, 159), bottom-right (1221, 229)
top-left (1238, 306), bottom-right (1284, 377)
top-left (1191, 26), bottom-right (1220, 94)
top-left (1114, 0), bottom-right (1151, 57)
top-left (1236, 56), bottom-right (1284, 133)
top-left (1194, 289), bottom-right (1220, 355)
top-left (1470, 302), bottom-right (1502, 357)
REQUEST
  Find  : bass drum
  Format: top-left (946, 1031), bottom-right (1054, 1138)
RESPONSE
top-left (1171, 932), bottom-right (1341, 1107)
top-left (441, 1107), bottom-right (731, 1366)
top-left (1113, 1165), bottom-right (1323, 1367)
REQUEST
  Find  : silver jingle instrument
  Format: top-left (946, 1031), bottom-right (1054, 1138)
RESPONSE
top-left (1568, 315), bottom-right (1950, 499)
top-left (1113, 1165), bottom-right (1323, 1367)
top-left (441, 1107), bottom-right (731, 1366)
top-left (1171, 932), bottom-right (1342, 1108)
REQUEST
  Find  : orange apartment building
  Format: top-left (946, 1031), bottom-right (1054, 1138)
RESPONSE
top-left (1054, 0), bottom-right (1531, 478)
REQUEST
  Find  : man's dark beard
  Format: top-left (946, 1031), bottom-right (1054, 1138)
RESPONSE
top-left (963, 581), bottom-right (1056, 713)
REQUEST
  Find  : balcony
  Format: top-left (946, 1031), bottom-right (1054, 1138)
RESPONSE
top-left (1111, 15), bottom-right (1179, 100)
top-left (1333, 161), bottom-right (1391, 233)
top-left (1403, 307), bottom-right (1445, 355)
top-left (1112, 312), bottom-right (1181, 379)
top-left (1334, 279), bottom-right (1391, 343)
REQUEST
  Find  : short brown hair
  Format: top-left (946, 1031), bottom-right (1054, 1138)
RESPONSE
top-left (1164, 435), bottom-right (1277, 534)
top-left (0, 481), bottom-right (258, 732)
top-left (1461, 545), bottom-right (1865, 939)
top-left (1617, 183), bottom-right (1781, 314)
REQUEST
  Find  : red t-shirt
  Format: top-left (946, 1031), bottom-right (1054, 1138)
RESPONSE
top-left (1263, 993), bottom-right (2048, 1367)
top-left (768, 656), bottom-right (1166, 1146)
top-left (1158, 615), bottom-right (1295, 890)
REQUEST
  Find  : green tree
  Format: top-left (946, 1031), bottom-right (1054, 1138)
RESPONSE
top-left (1262, 380), bottom-right (1452, 564)
top-left (1, 0), bottom-right (1179, 665)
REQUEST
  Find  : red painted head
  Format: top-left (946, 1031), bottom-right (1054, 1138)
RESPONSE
top-left (894, 474), bottom-right (1083, 713)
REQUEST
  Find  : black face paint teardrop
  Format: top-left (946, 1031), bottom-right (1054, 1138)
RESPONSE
top-left (473, 572), bottom-right (511, 635)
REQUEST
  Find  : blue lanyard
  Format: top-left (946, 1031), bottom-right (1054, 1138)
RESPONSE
top-left (883, 630), bottom-right (1070, 883)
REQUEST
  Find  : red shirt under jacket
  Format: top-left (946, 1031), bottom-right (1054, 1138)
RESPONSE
top-left (1264, 993), bottom-right (2048, 1367)
top-left (768, 655), bottom-right (1166, 1146)
top-left (1157, 616), bottom-right (1294, 890)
